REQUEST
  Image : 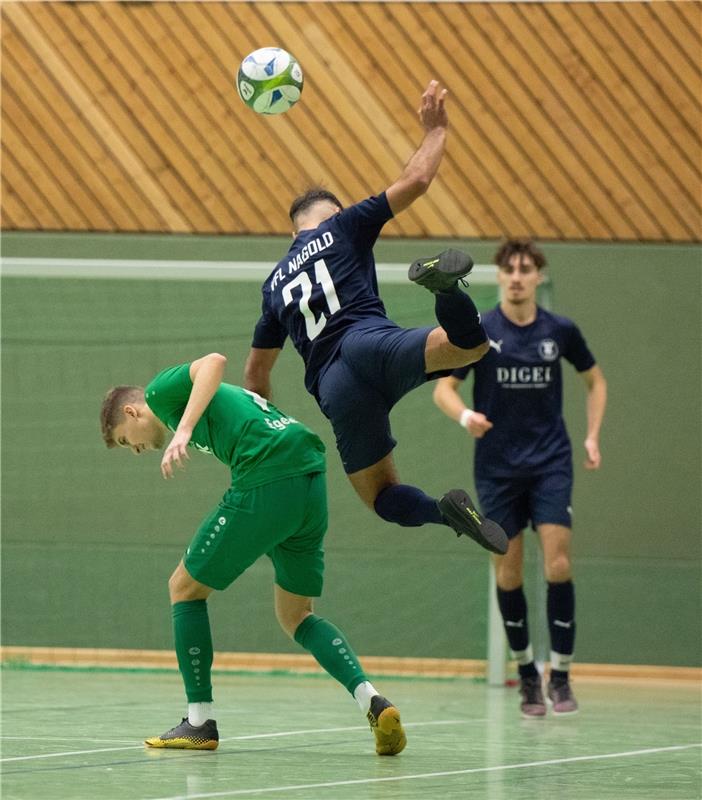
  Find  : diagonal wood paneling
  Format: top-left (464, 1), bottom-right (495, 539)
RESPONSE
top-left (2, 1), bottom-right (700, 241)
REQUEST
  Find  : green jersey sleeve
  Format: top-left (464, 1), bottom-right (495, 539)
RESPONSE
top-left (144, 364), bottom-right (192, 432)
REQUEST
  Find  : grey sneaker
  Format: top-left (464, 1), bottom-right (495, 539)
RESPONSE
top-left (367, 695), bottom-right (406, 756)
top-left (519, 676), bottom-right (546, 718)
top-left (145, 717), bottom-right (219, 750)
top-left (408, 249), bottom-right (474, 293)
top-left (547, 679), bottom-right (579, 715)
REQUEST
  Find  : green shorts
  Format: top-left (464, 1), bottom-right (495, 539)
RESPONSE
top-left (184, 472), bottom-right (327, 596)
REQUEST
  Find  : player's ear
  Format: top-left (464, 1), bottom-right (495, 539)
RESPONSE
top-left (536, 268), bottom-right (545, 285)
top-left (123, 404), bottom-right (138, 419)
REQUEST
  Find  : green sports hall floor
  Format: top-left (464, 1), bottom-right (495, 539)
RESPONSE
top-left (1, 668), bottom-right (699, 800)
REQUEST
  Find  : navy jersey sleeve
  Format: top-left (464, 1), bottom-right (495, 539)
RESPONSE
top-left (251, 291), bottom-right (287, 349)
top-left (563, 320), bottom-right (596, 372)
top-left (335, 193), bottom-right (394, 249)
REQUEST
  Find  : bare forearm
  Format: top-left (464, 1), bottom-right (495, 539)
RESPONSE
top-left (245, 372), bottom-right (272, 400)
top-left (586, 377), bottom-right (607, 440)
top-left (433, 380), bottom-right (467, 422)
top-left (387, 128), bottom-right (446, 214)
top-left (403, 127), bottom-right (447, 189)
top-left (179, 354), bottom-right (226, 433)
top-left (243, 348), bottom-right (279, 400)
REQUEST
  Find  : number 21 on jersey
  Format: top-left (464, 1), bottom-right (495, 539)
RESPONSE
top-left (282, 258), bottom-right (340, 341)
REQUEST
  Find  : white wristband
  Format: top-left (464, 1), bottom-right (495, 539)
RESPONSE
top-left (459, 408), bottom-right (474, 428)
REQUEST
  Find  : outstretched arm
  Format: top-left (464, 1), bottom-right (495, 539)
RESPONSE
top-left (244, 347), bottom-right (281, 401)
top-left (580, 364), bottom-right (607, 470)
top-left (161, 352), bottom-right (227, 479)
top-left (385, 80), bottom-right (448, 216)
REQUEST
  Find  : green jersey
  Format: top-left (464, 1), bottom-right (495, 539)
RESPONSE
top-left (145, 363), bottom-right (326, 490)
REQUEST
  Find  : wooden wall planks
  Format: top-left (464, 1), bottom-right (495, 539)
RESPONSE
top-left (2, 1), bottom-right (700, 240)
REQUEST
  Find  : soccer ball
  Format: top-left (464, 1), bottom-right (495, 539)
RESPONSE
top-left (236, 47), bottom-right (303, 115)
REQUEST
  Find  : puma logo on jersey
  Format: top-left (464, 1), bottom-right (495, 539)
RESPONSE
top-left (489, 338), bottom-right (503, 353)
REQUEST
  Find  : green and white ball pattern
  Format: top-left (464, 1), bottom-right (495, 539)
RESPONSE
top-left (236, 47), bottom-right (303, 115)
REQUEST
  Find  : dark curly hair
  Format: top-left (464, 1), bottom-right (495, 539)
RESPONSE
top-left (494, 238), bottom-right (547, 269)
top-left (289, 188), bottom-right (343, 225)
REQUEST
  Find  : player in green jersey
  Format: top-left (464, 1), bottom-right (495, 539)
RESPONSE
top-left (100, 352), bottom-right (406, 755)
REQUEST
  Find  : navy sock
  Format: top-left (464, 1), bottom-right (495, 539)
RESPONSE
top-left (497, 586), bottom-right (538, 678)
top-left (496, 586), bottom-right (530, 652)
top-left (374, 484), bottom-right (443, 527)
top-left (434, 288), bottom-right (486, 350)
top-left (518, 662), bottom-right (540, 679)
top-left (547, 580), bottom-right (576, 656)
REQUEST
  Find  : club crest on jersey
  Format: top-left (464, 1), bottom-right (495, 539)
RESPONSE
top-left (538, 338), bottom-right (559, 361)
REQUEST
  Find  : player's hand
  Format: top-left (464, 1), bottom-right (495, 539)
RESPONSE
top-left (418, 80), bottom-right (448, 132)
top-left (466, 412), bottom-right (493, 439)
top-left (584, 437), bottom-right (601, 470)
top-left (161, 429), bottom-right (192, 479)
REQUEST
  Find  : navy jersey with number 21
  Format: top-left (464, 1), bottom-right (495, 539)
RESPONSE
top-left (252, 194), bottom-right (394, 398)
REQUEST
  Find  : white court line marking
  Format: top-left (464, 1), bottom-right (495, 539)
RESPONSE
top-left (1, 736), bottom-right (137, 744)
top-left (0, 258), bottom-right (507, 285)
top-left (147, 744), bottom-right (702, 800)
top-left (0, 719), bottom-right (474, 762)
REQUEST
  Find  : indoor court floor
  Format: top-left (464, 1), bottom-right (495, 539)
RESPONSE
top-left (1, 667), bottom-right (700, 800)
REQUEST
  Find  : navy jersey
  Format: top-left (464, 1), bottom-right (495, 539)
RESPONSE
top-left (252, 194), bottom-right (393, 397)
top-left (453, 305), bottom-right (596, 477)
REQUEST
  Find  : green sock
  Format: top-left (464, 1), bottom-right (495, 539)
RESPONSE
top-left (172, 600), bottom-right (213, 703)
top-left (294, 615), bottom-right (367, 695)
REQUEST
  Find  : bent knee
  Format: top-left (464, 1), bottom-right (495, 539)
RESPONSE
top-left (277, 608), bottom-right (313, 639)
top-left (494, 559), bottom-right (523, 590)
top-left (465, 339), bottom-right (489, 363)
top-left (545, 555), bottom-right (572, 583)
top-left (448, 338), bottom-right (489, 367)
top-left (426, 330), bottom-right (489, 372)
top-left (168, 563), bottom-right (210, 603)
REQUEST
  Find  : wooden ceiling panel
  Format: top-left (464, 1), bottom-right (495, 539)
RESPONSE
top-left (2, 1), bottom-right (700, 241)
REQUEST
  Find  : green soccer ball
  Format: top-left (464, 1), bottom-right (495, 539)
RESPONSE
top-left (236, 47), bottom-right (304, 115)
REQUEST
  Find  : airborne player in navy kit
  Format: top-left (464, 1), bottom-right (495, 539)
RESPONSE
top-left (433, 239), bottom-right (607, 717)
top-left (243, 80), bottom-right (507, 556)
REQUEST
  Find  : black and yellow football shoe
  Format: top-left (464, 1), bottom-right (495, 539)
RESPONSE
top-left (408, 249), bottom-right (474, 293)
top-left (145, 718), bottom-right (219, 751)
top-left (439, 489), bottom-right (508, 554)
top-left (367, 695), bottom-right (406, 756)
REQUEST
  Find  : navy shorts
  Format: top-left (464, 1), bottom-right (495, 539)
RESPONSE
top-left (316, 323), bottom-right (442, 473)
top-left (475, 468), bottom-right (574, 539)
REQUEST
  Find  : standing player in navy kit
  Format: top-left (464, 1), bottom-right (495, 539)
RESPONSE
top-left (244, 80), bottom-right (507, 556)
top-left (433, 239), bottom-right (607, 716)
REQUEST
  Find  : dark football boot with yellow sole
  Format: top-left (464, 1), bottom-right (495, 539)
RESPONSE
top-left (367, 695), bottom-right (406, 756)
top-left (408, 249), bottom-right (474, 293)
top-left (145, 717), bottom-right (219, 750)
top-left (439, 489), bottom-right (508, 554)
